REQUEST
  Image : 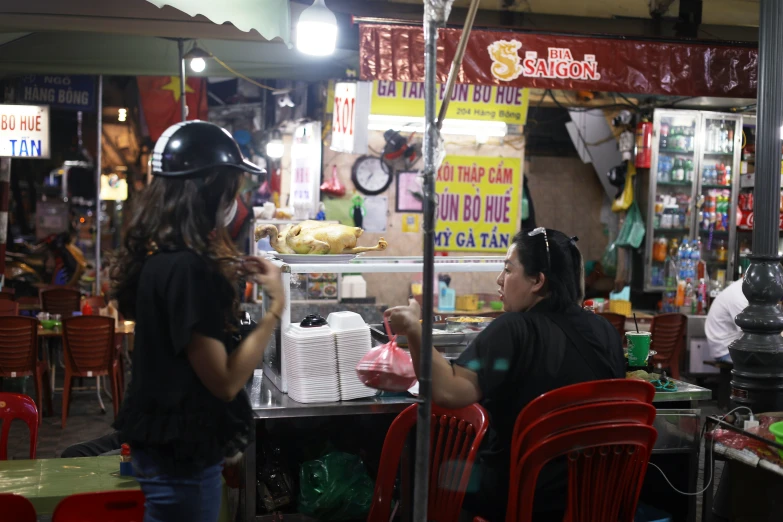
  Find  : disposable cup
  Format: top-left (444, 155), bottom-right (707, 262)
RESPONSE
top-left (626, 331), bottom-right (652, 367)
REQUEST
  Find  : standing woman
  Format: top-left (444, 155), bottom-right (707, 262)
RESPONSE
top-left (385, 228), bottom-right (624, 521)
top-left (111, 121), bottom-right (285, 522)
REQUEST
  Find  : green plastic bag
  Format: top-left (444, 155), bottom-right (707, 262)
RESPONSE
top-left (602, 240), bottom-right (618, 277)
top-left (616, 201), bottom-right (646, 249)
top-left (298, 452), bottom-right (374, 521)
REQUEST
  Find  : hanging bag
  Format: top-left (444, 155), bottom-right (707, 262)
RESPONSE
top-left (356, 318), bottom-right (417, 392)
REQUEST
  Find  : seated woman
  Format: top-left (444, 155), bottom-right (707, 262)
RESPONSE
top-left (385, 228), bottom-right (625, 521)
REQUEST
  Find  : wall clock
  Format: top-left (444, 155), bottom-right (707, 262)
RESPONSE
top-left (351, 155), bottom-right (393, 196)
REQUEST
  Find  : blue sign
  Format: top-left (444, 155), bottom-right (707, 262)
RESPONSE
top-left (17, 75), bottom-right (96, 111)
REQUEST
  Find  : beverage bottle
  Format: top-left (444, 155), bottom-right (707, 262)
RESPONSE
top-left (660, 123), bottom-right (670, 149)
top-left (677, 239), bottom-right (689, 275)
top-left (683, 278), bottom-right (695, 314)
top-left (120, 444), bottom-right (133, 477)
top-left (691, 238), bottom-right (702, 263)
top-left (673, 158), bottom-right (684, 182)
top-left (707, 122), bottom-right (717, 152)
top-left (663, 254), bottom-right (678, 313)
top-left (676, 279), bottom-right (686, 308)
top-left (697, 278), bottom-right (707, 314)
top-left (719, 121), bottom-right (729, 152)
top-left (685, 159), bottom-right (694, 182)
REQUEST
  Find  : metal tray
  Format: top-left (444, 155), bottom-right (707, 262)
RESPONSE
top-left (369, 324), bottom-right (479, 347)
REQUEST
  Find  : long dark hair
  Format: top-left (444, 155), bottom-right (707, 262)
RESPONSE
top-left (513, 228), bottom-right (584, 311)
top-left (110, 168), bottom-right (242, 320)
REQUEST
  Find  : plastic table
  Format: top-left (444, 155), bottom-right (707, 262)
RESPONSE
top-left (0, 456), bottom-right (231, 520)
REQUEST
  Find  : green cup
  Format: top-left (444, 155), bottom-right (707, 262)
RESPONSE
top-left (626, 331), bottom-right (652, 367)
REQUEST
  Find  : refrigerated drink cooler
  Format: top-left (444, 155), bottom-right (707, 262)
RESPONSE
top-left (645, 110), bottom-right (742, 297)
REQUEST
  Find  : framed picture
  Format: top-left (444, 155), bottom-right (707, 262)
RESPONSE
top-left (396, 171), bottom-right (423, 213)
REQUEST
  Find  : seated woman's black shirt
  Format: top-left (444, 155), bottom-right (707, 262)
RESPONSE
top-left (113, 250), bottom-right (252, 476)
top-left (455, 300), bottom-right (625, 521)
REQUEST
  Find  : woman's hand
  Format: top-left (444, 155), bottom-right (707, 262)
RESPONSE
top-left (242, 257), bottom-right (286, 315)
top-left (384, 299), bottom-right (422, 336)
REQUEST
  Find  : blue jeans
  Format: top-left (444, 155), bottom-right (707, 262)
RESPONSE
top-left (132, 449), bottom-right (223, 522)
top-left (717, 354), bottom-right (733, 363)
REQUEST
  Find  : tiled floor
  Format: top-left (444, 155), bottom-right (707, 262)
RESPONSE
top-left (3, 375), bottom-right (117, 460)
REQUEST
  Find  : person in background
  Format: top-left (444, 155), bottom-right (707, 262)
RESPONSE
top-left (385, 228), bottom-right (624, 521)
top-left (705, 277), bottom-right (747, 363)
top-left (110, 121), bottom-right (285, 522)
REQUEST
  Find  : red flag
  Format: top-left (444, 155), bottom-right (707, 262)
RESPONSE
top-left (137, 76), bottom-right (209, 142)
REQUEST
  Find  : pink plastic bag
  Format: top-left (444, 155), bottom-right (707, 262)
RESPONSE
top-left (356, 318), bottom-right (417, 392)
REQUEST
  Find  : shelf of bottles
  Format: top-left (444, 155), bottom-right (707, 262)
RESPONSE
top-left (649, 113), bottom-right (698, 290)
top-left (697, 117), bottom-right (738, 290)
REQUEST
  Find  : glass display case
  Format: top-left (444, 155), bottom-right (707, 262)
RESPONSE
top-left (645, 110), bottom-right (742, 293)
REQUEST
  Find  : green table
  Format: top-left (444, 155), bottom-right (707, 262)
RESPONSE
top-left (0, 456), bottom-right (232, 520)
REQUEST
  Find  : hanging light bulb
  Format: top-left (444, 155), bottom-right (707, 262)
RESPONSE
top-left (190, 57), bottom-right (206, 73)
top-left (266, 131), bottom-right (285, 159)
top-left (184, 46), bottom-right (210, 73)
top-left (296, 0), bottom-right (338, 56)
top-left (118, 108), bottom-right (127, 122)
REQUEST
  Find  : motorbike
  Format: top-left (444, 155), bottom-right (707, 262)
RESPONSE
top-left (4, 232), bottom-right (87, 297)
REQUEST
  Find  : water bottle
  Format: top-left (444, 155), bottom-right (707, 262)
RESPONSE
top-left (691, 238), bottom-right (702, 263)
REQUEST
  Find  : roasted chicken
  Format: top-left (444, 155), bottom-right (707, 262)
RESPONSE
top-left (255, 220), bottom-right (388, 255)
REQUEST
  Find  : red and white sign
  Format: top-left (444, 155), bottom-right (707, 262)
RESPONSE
top-left (331, 82), bottom-right (370, 154)
top-left (290, 121), bottom-right (322, 216)
top-left (0, 104), bottom-right (50, 159)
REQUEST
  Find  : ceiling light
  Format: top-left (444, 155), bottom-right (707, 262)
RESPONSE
top-left (266, 131), bottom-right (284, 159)
top-left (296, 0), bottom-right (338, 56)
top-left (183, 46), bottom-right (211, 73)
top-left (118, 108), bottom-right (127, 122)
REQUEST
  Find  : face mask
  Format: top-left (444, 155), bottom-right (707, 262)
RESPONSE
top-left (222, 199), bottom-right (238, 228)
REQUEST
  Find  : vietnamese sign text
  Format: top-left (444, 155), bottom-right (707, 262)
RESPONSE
top-left (0, 105), bottom-right (50, 159)
top-left (435, 155), bottom-right (521, 253)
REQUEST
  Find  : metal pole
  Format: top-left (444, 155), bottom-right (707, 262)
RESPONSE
top-left (436, 0), bottom-right (479, 129)
top-left (178, 39), bottom-right (187, 121)
top-left (729, 0), bottom-right (783, 411)
top-left (95, 75), bottom-right (103, 295)
top-left (0, 158), bottom-right (9, 290)
top-left (415, 2), bottom-right (453, 520)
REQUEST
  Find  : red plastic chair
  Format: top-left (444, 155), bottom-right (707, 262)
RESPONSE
top-left (0, 299), bottom-right (19, 316)
top-left (0, 316), bottom-right (53, 423)
top-left (0, 493), bottom-right (37, 522)
top-left (368, 403), bottom-right (489, 522)
top-left (510, 425), bottom-right (657, 522)
top-left (599, 312), bottom-right (626, 338)
top-left (52, 490), bottom-right (145, 521)
top-left (510, 379), bottom-right (655, 466)
top-left (513, 401), bottom-right (656, 469)
top-left (61, 316), bottom-right (119, 427)
top-left (508, 402), bottom-right (656, 519)
top-left (650, 313), bottom-right (687, 379)
top-left (0, 392), bottom-right (39, 460)
top-left (40, 288), bottom-right (81, 318)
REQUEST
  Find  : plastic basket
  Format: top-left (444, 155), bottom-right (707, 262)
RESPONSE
top-left (609, 300), bottom-right (632, 316)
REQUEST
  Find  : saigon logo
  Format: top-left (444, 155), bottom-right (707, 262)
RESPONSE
top-left (488, 40), bottom-right (601, 82)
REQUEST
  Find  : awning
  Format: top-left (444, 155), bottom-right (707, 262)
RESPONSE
top-left (0, 32), bottom-right (355, 80)
top-left (0, 0), bottom-right (357, 79)
top-left (359, 24), bottom-right (758, 98)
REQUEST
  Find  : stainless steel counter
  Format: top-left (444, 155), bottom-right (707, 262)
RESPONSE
top-left (247, 370), bottom-right (416, 419)
top-left (652, 379), bottom-right (712, 403)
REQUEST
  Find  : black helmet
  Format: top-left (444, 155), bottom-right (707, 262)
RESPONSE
top-left (151, 120), bottom-right (265, 178)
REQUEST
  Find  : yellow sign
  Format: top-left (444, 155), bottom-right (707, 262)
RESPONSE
top-left (401, 214), bottom-right (420, 233)
top-left (371, 81), bottom-right (529, 125)
top-left (435, 156), bottom-right (522, 253)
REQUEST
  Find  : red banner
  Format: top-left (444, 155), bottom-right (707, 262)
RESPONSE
top-left (137, 76), bottom-right (209, 142)
top-left (359, 25), bottom-right (758, 98)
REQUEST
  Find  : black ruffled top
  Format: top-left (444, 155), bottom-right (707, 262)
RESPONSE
top-left (113, 250), bottom-right (252, 476)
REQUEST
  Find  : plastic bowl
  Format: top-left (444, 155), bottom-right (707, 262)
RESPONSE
top-left (769, 421), bottom-right (783, 459)
top-left (490, 301), bottom-right (503, 311)
top-left (326, 311), bottom-right (366, 332)
top-left (40, 319), bottom-right (61, 330)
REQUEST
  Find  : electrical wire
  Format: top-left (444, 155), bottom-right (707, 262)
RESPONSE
top-left (198, 44), bottom-right (276, 92)
top-left (648, 406), bottom-right (755, 496)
